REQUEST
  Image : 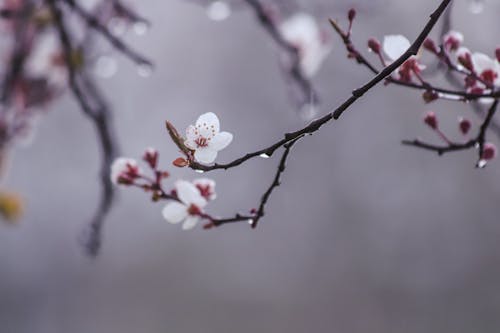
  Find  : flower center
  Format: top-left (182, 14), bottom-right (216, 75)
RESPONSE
top-left (196, 184), bottom-right (213, 200)
top-left (480, 69), bottom-right (498, 86)
top-left (187, 204), bottom-right (201, 216)
top-left (194, 136), bottom-right (209, 148)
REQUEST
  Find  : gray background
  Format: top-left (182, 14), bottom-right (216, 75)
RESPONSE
top-left (2, 0), bottom-right (500, 332)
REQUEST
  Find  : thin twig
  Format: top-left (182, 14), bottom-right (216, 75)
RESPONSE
top-left (59, 0), bottom-right (153, 67)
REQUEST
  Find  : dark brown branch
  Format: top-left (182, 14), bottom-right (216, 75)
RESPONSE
top-left (186, 0), bottom-right (452, 172)
top-left (209, 138), bottom-right (298, 228)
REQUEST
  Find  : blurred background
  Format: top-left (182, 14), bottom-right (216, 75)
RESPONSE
top-left (2, 0), bottom-right (500, 332)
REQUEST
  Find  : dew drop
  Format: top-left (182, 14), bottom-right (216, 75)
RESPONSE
top-left (137, 63), bottom-right (153, 77)
top-left (194, 169), bottom-right (205, 174)
top-left (206, 1), bottom-right (231, 21)
top-left (133, 21), bottom-right (149, 36)
top-left (247, 219), bottom-right (254, 225)
top-left (108, 17), bottom-right (127, 36)
top-left (477, 159), bottom-right (487, 168)
top-left (94, 56), bottom-right (117, 78)
top-left (469, 0), bottom-right (485, 14)
top-left (259, 153), bottom-right (270, 159)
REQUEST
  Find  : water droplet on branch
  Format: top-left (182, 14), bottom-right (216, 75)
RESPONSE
top-left (259, 153), bottom-right (270, 159)
top-left (206, 1), bottom-right (231, 21)
top-left (94, 56), bottom-right (117, 78)
top-left (469, 0), bottom-right (485, 14)
top-left (133, 21), bottom-right (149, 36)
top-left (137, 63), bottom-right (153, 77)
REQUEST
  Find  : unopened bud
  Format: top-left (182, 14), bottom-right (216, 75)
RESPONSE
top-left (143, 147), bottom-right (158, 169)
top-left (367, 38), bottom-right (381, 54)
top-left (423, 111), bottom-right (438, 129)
top-left (348, 8), bottom-right (356, 21)
top-left (458, 51), bottom-right (473, 72)
top-left (172, 157), bottom-right (189, 168)
top-left (496, 47), bottom-right (500, 63)
top-left (482, 143), bottom-right (497, 160)
top-left (423, 38), bottom-right (438, 54)
top-left (458, 117), bottom-right (471, 135)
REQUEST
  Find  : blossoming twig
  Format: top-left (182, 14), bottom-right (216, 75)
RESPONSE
top-left (177, 0), bottom-right (452, 173)
top-left (402, 100), bottom-right (498, 167)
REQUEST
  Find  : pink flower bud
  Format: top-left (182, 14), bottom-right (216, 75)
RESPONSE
top-left (469, 86), bottom-right (484, 95)
top-left (457, 51), bottom-right (473, 72)
top-left (482, 143), bottom-right (497, 160)
top-left (443, 31), bottom-right (463, 52)
top-left (422, 90), bottom-right (439, 103)
top-left (423, 111), bottom-right (438, 129)
top-left (143, 147), bottom-right (158, 169)
top-left (423, 38), bottom-right (438, 54)
top-left (458, 117), bottom-right (471, 135)
top-left (367, 38), bottom-right (381, 54)
top-left (348, 8), bottom-right (356, 21)
top-left (172, 157), bottom-right (189, 168)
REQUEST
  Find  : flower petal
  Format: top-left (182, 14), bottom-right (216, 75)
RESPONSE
top-left (383, 35), bottom-right (410, 61)
top-left (175, 180), bottom-right (207, 207)
top-left (162, 202), bottom-right (188, 224)
top-left (110, 157), bottom-right (138, 184)
top-left (196, 112), bottom-right (219, 133)
top-left (472, 52), bottom-right (496, 73)
top-left (211, 132), bottom-right (233, 151)
top-left (186, 125), bottom-right (198, 142)
top-left (182, 216), bottom-right (199, 230)
top-left (194, 148), bottom-right (218, 164)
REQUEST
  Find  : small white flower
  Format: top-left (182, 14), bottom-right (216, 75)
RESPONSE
top-left (383, 34), bottom-right (411, 62)
top-left (162, 180), bottom-right (208, 230)
top-left (185, 112), bottom-right (233, 164)
top-left (193, 178), bottom-right (216, 201)
top-left (110, 157), bottom-right (141, 184)
top-left (25, 33), bottom-right (67, 87)
top-left (443, 30), bottom-right (464, 51)
top-left (471, 52), bottom-right (500, 87)
top-left (279, 13), bottom-right (331, 78)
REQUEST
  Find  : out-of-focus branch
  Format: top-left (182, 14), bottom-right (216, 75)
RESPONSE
top-left (1, 1), bottom-right (33, 105)
top-left (48, 0), bottom-right (118, 256)
top-left (59, 0), bottom-right (152, 67)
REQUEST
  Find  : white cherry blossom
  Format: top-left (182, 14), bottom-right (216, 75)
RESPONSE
top-left (25, 33), bottom-right (67, 87)
top-left (110, 157), bottom-right (141, 184)
top-left (162, 180), bottom-right (209, 230)
top-left (279, 13), bottom-right (331, 78)
top-left (471, 52), bottom-right (500, 87)
top-left (185, 112), bottom-right (233, 164)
